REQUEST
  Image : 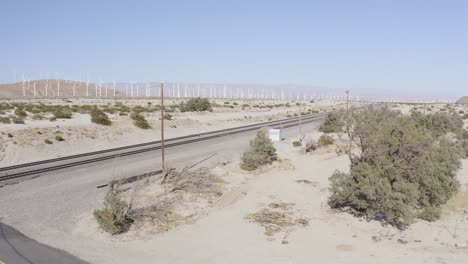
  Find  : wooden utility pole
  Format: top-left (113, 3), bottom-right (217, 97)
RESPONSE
top-left (160, 82), bottom-right (166, 170)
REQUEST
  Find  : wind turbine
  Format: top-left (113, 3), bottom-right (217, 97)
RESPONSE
top-left (177, 81), bottom-right (180, 98)
top-left (22, 73), bottom-right (25, 97)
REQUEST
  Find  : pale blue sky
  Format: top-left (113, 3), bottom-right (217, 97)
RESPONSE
top-left (1, 0), bottom-right (467, 97)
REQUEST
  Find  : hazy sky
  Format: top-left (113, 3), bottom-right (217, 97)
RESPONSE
top-left (1, 0), bottom-right (467, 97)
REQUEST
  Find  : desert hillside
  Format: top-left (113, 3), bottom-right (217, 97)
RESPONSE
top-left (0, 80), bottom-right (118, 97)
top-left (457, 96), bottom-right (468, 104)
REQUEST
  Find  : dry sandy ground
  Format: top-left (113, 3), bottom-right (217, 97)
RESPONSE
top-left (0, 98), bottom-right (356, 167)
top-left (37, 131), bottom-right (467, 264)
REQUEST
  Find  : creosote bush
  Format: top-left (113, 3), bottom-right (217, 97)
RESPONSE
top-left (318, 134), bottom-right (334, 146)
top-left (163, 113), bottom-right (173, 120)
top-left (0, 117), bottom-right (10, 124)
top-left (55, 135), bottom-right (65, 141)
top-left (179, 98), bottom-right (212, 112)
top-left (292, 140), bottom-right (302, 147)
top-left (13, 117), bottom-right (25, 124)
top-left (90, 108), bottom-right (112, 126)
top-left (329, 107), bottom-right (463, 227)
top-left (44, 139), bottom-right (53, 144)
top-left (130, 112), bottom-right (151, 129)
top-left (240, 131), bottom-right (277, 171)
top-left (53, 108), bottom-right (72, 119)
top-left (94, 190), bottom-right (131, 235)
top-left (319, 112), bottom-right (343, 133)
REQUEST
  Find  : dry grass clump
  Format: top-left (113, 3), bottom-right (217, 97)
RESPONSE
top-left (304, 137), bottom-right (318, 153)
top-left (245, 202), bottom-right (308, 237)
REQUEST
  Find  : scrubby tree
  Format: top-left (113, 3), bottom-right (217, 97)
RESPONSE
top-left (329, 106), bottom-right (463, 227)
top-left (240, 131), bottom-right (277, 171)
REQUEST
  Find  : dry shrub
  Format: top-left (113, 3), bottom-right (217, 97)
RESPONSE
top-left (240, 131), bottom-right (277, 171)
top-left (130, 112), bottom-right (151, 129)
top-left (318, 134), bottom-right (334, 146)
top-left (91, 108), bottom-right (112, 126)
top-left (304, 137), bottom-right (318, 153)
top-left (162, 167), bottom-right (224, 196)
top-left (94, 190), bottom-right (132, 235)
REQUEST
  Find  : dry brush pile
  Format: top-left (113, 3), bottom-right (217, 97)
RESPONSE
top-left (245, 202), bottom-right (309, 240)
top-left (94, 167), bottom-right (225, 235)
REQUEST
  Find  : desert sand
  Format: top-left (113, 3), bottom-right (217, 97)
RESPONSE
top-left (32, 129), bottom-right (468, 264)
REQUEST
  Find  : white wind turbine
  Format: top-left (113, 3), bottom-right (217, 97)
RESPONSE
top-left (22, 73), bottom-right (25, 97)
top-left (73, 81), bottom-right (76, 97)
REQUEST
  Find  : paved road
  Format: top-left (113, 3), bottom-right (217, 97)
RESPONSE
top-left (0, 120), bottom-right (320, 263)
top-left (0, 222), bottom-right (86, 264)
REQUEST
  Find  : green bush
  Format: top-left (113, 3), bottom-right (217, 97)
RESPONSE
top-left (49, 116), bottom-right (57, 122)
top-left (90, 109), bottom-right (112, 126)
top-left (179, 98), bottom-right (212, 112)
top-left (32, 114), bottom-right (43, 120)
top-left (7, 133), bottom-right (13, 138)
top-left (292, 140), bottom-right (302, 147)
top-left (44, 139), bottom-right (53, 144)
top-left (15, 108), bottom-right (27, 117)
top-left (55, 135), bottom-right (65, 141)
top-left (163, 113), bottom-right (173, 120)
top-left (319, 112), bottom-right (343, 133)
top-left (240, 131), bottom-right (277, 171)
top-left (53, 108), bottom-right (72, 119)
top-left (13, 117), bottom-right (25, 124)
top-left (318, 134), bottom-right (334, 146)
top-left (329, 107), bottom-right (462, 227)
top-left (130, 112), bottom-right (151, 129)
top-left (94, 190), bottom-right (131, 235)
top-left (0, 117), bottom-right (10, 124)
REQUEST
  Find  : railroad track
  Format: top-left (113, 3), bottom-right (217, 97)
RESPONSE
top-left (0, 112), bottom-right (327, 182)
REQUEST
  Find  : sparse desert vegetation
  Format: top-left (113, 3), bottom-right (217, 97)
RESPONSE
top-left (0, 98), bottom-right (351, 166)
top-left (240, 131), bottom-right (277, 171)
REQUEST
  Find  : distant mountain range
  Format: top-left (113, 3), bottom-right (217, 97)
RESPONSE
top-left (456, 96), bottom-right (468, 104)
top-left (0, 79), bottom-right (459, 103)
top-left (0, 79), bottom-right (117, 97)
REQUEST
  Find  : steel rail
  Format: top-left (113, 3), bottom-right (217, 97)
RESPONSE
top-left (0, 114), bottom-right (325, 182)
top-left (0, 113), bottom-right (325, 172)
